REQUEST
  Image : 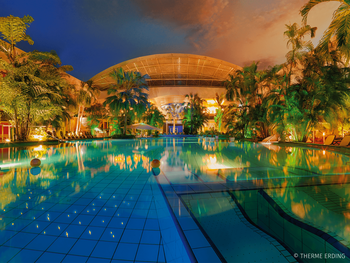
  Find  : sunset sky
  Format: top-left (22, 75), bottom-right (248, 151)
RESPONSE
top-left (0, 0), bottom-right (340, 81)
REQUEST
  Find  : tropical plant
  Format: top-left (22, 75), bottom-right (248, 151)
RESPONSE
top-left (183, 94), bottom-right (209, 134)
top-left (301, 0), bottom-right (350, 61)
top-left (103, 67), bottom-right (150, 135)
top-left (75, 80), bottom-right (99, 134)
top-left (213, 93), bottom-right (225, 133)
top-left (0, 50), bottom-right (74, 141)
top-left (268, 50), bottom-right (350, 141)
top-left (0, 15), bottom-right (34, 63)
top-left (283, 22), bottom-right (317, 89)
top-left (142, 104), bottom-right (165, 128)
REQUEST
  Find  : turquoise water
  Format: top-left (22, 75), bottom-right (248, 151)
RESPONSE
top-left (1, 138), bottom-right (350, 262)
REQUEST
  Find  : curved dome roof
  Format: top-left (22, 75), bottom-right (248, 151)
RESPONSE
top-left (91, 53), bottom-right (241, 90)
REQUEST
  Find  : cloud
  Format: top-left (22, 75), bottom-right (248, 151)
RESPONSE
top-left (130, 0), bottom-right (237, 49)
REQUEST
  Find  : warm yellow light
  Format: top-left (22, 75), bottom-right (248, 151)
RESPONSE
top-left (207, 106), bottom-right (218, 114)
top-left (323, 133), bottom-right (325, 136)
top-left (206, 99), bottom-right (216, 105)
top-left (5, 139), bottom-right (10, 143)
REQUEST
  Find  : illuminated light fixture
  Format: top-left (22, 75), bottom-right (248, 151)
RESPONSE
top-left (5, 139), bottom-right (10, 143)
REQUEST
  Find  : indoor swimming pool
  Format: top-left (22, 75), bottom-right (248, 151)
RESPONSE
top-left (1, 138), bottom-right (350, 262)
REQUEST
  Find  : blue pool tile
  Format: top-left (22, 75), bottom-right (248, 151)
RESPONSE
top-left (22, 221), bottom-right (50, 234)
top-left (136, 244), bottom-right (159, 262)
top-left (104, 200), bottom-right (121, 208)
top-left (54, 213), bottom-right (78, 224)
top-left (80, 226), bottom-right (105, 240)
top-left (62, 254), bottom-right (88, 262)
top-left (74, 198), bottom-right (93, 206)
top-left (19, 209), bottom-right (45, 220)
top-left (48, 203), bottom-right (71, 212)
top-left (36, 252), bottom-right (66, 262)
top-left (2, 208), bottom-right (26, 218)
top-left (115, 208), bottom-right (133, 218)
top-left (158, 245), bottom-right (165, 263)
top-left (25, 234), bottom-right (57, 251)
top-left (80, 206), bottom-right (101, 216)
top-left (141, 230), bottom-right (160, 245)
top-left (69, 239), bottom-right (97, 257)
top-left (144, 219), bottom-right (159, 230)
top-left (192, 247), bottom-right (221, 263)
top-left (90, 216), bottom-right (111, 227)
top-left (91, 241), bottom-right (118, 259)
top-left (42, 222), bottom-right (69, 236)
top-left (61, 225), bottom-right (86, 238)
top-left (184, 229), bottom-right (210, 249)
top-left (100, 228), bottom-right (123, 242)
top-left (0, 246), bottom-right (20, 262)
top-left (131, 209), bottom-right (148, 218)
top-left (126, 218), bottom-right (146, 230)
top-left (98, 207), bottom-right (117, 216)
top-left (9, 248), bottom-right (43, 263)
top-left (36, 211), bottom-right (62, 222)
top-left (135, 201), bottom-right (151, 210)
top-left (3, 218), bottom-right (32, 231)
top-left (119, 201), bottom-right (136, 209)
top-left (178, 217), bottom-right (199, 230)
top-left (47, 237), bottom-right (77, 254)
top-left (65, 205), bottom-right (86, 214)
top-left (108, 217), bottom-right (128, 229)
top-left (113, 243), bottom-right (138, 261)
top-left (88, 257), bottom-right (111, 263)
top-left (120, 229), bottom-right (142, 243)
top-left (0, 230), bottom-right (18, 245)
top-left (147, 210), bottom-right (158, 219)
top-left (4, 232), bottom-right (37, 248)
top-left (72, 215), bottom-right (95, 226)
top-left (90, 199), bottom-right (107, 207)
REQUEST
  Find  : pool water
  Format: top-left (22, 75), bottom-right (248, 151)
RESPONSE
top-left (1, 138), bottom-right (350, 262)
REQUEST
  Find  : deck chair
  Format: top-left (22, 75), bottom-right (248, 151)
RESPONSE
top-left (339, 136), bottom-right (350, 146)
top-left (261, 134), bottom-right (279, 144)
top-left (324, 135), bottom-right (335, 145)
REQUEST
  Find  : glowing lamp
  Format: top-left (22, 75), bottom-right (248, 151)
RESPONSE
top-left (151, 159), bottom-right (160, 168)
top-left (5, 139), bottom-right (10, 143)
top-left (30, 158), bottom-right (41, 167)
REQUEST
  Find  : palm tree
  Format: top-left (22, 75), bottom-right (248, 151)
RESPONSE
top-left (283, 23), bottom-right (317, 88)
top-left (214, 93), bottom-right (225, 132)
top-left (104, 68), bottom-right (149, 135)
top-left (75, 80), bottom-right (99, 134)
top-left (142, 104), bottom-right (165, 128)
top-left (162, 103), bottom-right (185, 133)
top-left (0, 15), bottom-right (34, 63)
top-left (185, 93), bottom-right (203, 134)
top-left (301, 0), bottom-right (350, 61)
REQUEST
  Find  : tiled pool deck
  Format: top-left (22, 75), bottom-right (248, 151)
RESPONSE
top-left (1, 139), bottom-right (350, 262)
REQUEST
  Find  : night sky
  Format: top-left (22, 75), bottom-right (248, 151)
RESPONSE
top-left (0, 0), bottom-right (340, 81)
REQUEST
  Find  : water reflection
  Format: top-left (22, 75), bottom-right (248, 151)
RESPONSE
top-left (1, 139), bottom-right (350, 213)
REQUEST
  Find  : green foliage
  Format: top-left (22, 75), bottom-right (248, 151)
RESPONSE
top-left (183, 93), bottom-right (209, 134)
top-left (0, 51), bottom-right (74, 141)
top-left (104, 67), bottom-right (150, 135)
top-left (301, 0), bottom-right (350, 61)
top-left (142, 104), bottom-right (165, 128)
top-left (0, 15), bottom-right (34, 63)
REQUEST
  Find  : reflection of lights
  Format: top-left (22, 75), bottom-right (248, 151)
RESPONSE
top-left (207, 163), bottom-right (230, 169)
top-left (34, 145), bottom-right (43, 151)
